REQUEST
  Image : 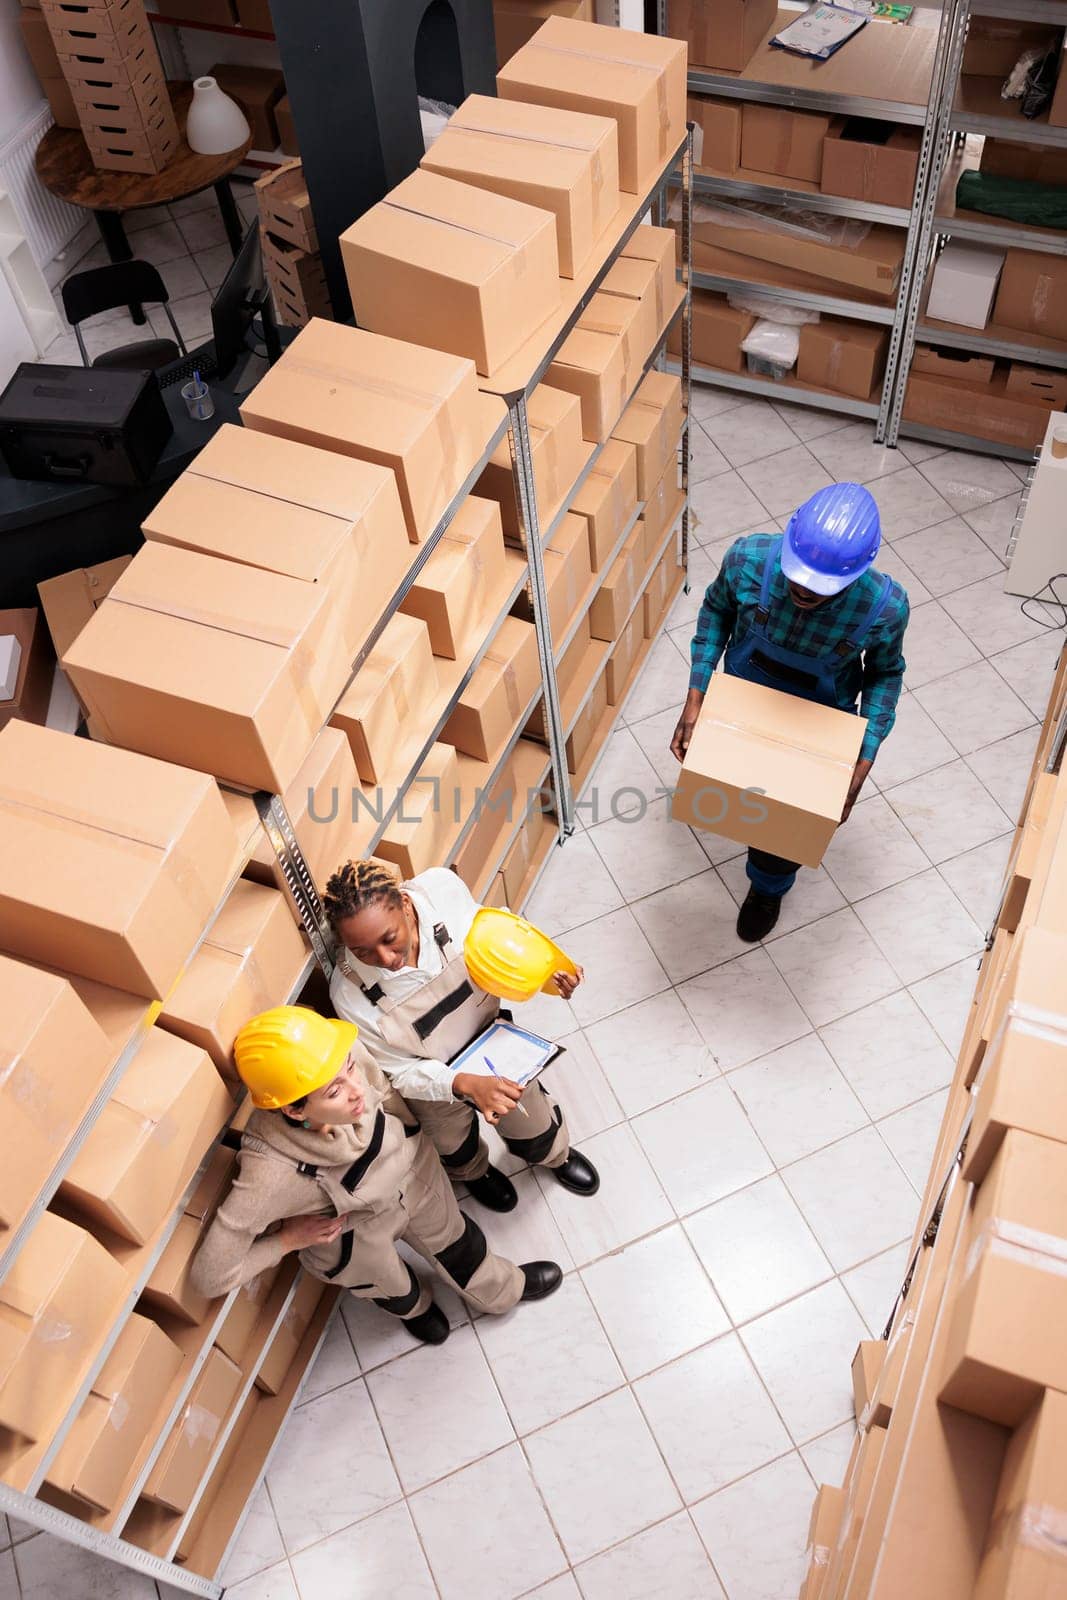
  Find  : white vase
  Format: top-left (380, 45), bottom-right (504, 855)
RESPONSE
top-left (186, 76), bottom-right (250, 155)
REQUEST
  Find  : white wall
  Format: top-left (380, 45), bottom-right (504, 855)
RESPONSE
top-left (0, 0), bottom-right (46, 147)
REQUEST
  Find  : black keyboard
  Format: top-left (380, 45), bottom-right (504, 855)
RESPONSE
top-left (159, 350), bottom-right (219, 389)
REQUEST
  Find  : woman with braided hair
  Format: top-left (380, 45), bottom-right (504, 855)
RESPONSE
top-left (325, 859), bottom-right (599, 1214)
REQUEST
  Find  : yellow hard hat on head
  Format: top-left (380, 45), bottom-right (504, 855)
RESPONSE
top-left (234, 1006), bottom-right (358, 1110)
top-left (464, 908), bottom-right (578, 1003)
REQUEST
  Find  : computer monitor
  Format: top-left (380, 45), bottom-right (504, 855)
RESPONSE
top-left (211, 222), bottom-right (281, 377)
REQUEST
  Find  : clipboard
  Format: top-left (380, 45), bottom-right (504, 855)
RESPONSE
top-left (449, 1019), bottom-right (565, 1089)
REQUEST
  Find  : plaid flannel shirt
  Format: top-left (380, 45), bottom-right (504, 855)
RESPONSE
top-left (688, 532), bottom-right (909, 763)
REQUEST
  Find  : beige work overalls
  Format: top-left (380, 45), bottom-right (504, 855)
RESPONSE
top-left (339, 920), bottom-right (569, 1182)
top-left (245, 1105), bottom-right (523, 1319)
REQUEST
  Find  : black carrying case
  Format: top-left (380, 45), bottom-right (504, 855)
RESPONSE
top-left (0, 363), bottom-right (173, 487)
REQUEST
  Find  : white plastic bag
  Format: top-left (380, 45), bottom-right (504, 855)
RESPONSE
top-left (728, 290), bottom-right (820, 327)
top-left (419, 96), bottom-right (454, 151)
top-left (741, 318), bottom-right (800, 376)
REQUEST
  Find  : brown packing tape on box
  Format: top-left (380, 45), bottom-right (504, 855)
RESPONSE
top-left (533, 37), bottom-right (671, 162)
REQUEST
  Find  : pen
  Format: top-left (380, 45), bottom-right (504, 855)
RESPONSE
top-left (485, 1056), bottom-right (529, 1117)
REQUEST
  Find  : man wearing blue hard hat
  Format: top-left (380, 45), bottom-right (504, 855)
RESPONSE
top-left (671, 482), bottom-right (909, 943)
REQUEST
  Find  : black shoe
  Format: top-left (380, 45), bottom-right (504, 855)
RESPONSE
top-left (552, 1150), bottom-right (600, 1196)
top-left (403, 1302), bottom-right (450, 1345)
top-left (520, 1261), bottom-right (563, 1301)
top-left (737, 887), bottom-right (782, 942)
top-left (466, 1164), bottom-right (519, 1213)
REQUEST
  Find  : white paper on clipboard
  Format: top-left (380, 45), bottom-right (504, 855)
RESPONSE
top-left (449, 1020), bottom-right (562, 1088)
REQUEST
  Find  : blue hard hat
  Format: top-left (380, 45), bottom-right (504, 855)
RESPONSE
top-left (780, 483), bottom-right (881, 596)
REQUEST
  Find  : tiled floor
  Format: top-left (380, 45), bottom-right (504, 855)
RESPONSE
top-left (10, 244), bottom-right (1065, 1599)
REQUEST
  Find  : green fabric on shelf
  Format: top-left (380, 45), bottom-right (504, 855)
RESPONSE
top-left (956, 170), bottom-right (1067, 229)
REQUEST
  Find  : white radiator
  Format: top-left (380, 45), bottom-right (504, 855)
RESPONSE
top-left (0, 104), bottom-right (84, 268)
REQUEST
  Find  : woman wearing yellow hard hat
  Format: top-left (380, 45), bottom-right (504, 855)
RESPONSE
top-left (324, 860), bottom-right (599, 1214)
top-left (190, 1006), bottom-right (562, 1347)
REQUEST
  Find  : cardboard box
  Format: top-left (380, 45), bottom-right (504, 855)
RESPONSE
top-left (246, 728), bottom-right (368, 907)
top-left (64, 542), bottom-right (353, 795)
top-left (974, 1388), bottom-right (1067, 1599)
top-left (184, 1146), bottom-right (235, 1224)
top-left (42, 74), bottom-right (79, 128)
top-left (147, 423), bottom-right (409, 665)
top-left (477, 382), bottom-right (587, 540)
top-left (821, 118), bottom-right (921, 211)
top-left (0, 607), bottom-right (54, 730)
top-left (741, 105), bottom-right (832, 186)
top-left (940, 1127), bottom-right (1067, 1426)
top-left (927, 240), bottom-right (1005, 330)
top-left (993, 249), bottom-right (1067, 342)
top-left (159, 881), bottom-right (310, 1083)
top-left (422, 93), bottom-right (619, 279)
top-left (589, 529), bottom-right (640, 642)
top-left (996, 769), bottom-right (1056, 936)
top-left (376, 743), bottom-right (462, 879)
top-left (0, 1212), bottom-right (126, 1443)
top-left (667, 0), bottom-right (776, 73)
top-left (254, 160), bottom-right (316, 252)
top-left (903, 370), bottom-right (1050, 453)
top-left (798, 318), bottom-right (889, 402)
top-left (331, 613), bottom-right (439, 786)
top-left (240, 317), bottom-right (487, 543)
top-left (696, 206), bottom-right (904, 300)
top-left (643, 549), bottom-right (678, 639)
top-left (500, 811), bottom-right (535, 905)
top-left (540, 513), bottom-right (593, 640)
top-left (980, 137), bottom-right (1067, 186)
top-left (261, 231), bottom-right (330, 327)
top-left (912, 346), bottom-right (996, 385)
top-left (620, 224), bottom-right (675, 334)
top-left (669, 288), bottom-right (754, 374)
top-left (1005, 363), bottom-right (1067, 409)
top-left (600, 255), bottom-right (662, 367)
top-left (44, 1313), bottom-right (183, 1513)
top-left (144, 1347), bottom-right (241, 1513)
top-left (806, 1484), bottom-right (845, 1585)
top-left (0, 955), bottom-right (114, 1232)
top-left (492, 0), bottom-right (593, 68)
top-left (275, 92), bottom-right (297, 155)
top-left (546, 322), bottom-right (628, 443)
top-left (963, 18), bottom-right (1058, 78)
top-left (571, 437), bottom-right (638, 571)
top-left (606, 606), bottom-right (642, 705)
top-left (341, 167), bottom-right (560, 377)
top-left (234, 0), bottom-right (272, 26)
top-left (851, 1340), bottom-right (886, 1423)
top-left (37, 555), bottom-right (131, 659)
top-left (20, 7), bottom-right (61, 78)
top-left (215, 1264), bottom-right (280, 1366)
top-left (60, 1030), bottom-right (231, 1244)
top-left (497, 15), bottom-right (687, 193)
top-left (51, 6), bottom-right (154, 68)
top-left (640, 461), bottom-right (682, 570)
top-left (611, 371), bottom-right (683, 500)
top-left (688, 93), bottom-right (742, 174)
top-left (255, 1274), bottom-right (325, 1394)
top-left (672, 673), bottom-right (865, 868)
top-left (441, 616), bottom-right (541, 761)
top-left (209, 63), bottom-right (283, 151)
top-left (399, 494), bottom-right (508, 658)
top-left (565, 668), bottom-right (608, 774)
top-left (963, 1004), bottom-right (1067, 1188)
top-left (485, 869), bottom-right (509, 907)
top-left (865, 1308), bottom-right (913, 1432)
top-left (576, 290), bottom-right (642, 400)
top-left (143, 1215), bottom-right (217, 1326)
top-left (0, 721), bottom-right (237, 1000)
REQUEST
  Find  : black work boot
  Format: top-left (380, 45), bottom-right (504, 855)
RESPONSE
top-left (737, 887), bottom-right (783, 942)
top-left (552, 1150), bottom-right (600, 1196)
top-left (520, 1261), bottom-right (564, 1301)
top-left (403, 1302), bottom-right (450, 1344)
top-left (466, 1163), bottom-right (519, 1213)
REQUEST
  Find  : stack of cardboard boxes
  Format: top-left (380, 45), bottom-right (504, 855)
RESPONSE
top-left (491, 0), bottom-right (593, 68)
top-left (254, 161), bottom-right (329, 327)
top-left (799, 637), bottom-right (1067, 1600)
top-left (34, 0), bottom-right (179, 174)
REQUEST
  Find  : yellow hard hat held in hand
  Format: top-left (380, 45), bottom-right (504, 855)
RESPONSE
top-left (234, 1006), bottom-right (358, 1110)
top-left (464, 908), bottom-right (579, 1003)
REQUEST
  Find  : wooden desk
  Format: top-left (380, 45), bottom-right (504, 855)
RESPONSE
top-left (35, 83), bottom-right (252, 323)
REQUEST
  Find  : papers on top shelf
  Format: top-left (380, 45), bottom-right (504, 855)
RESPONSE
top-left (449, 1019), bottom-right (561, 1088)
top-left (772, 3), bottom-right (869, 59)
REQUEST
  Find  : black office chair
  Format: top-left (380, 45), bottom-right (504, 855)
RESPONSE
top-left (61, 261), bottom-right (188, 372)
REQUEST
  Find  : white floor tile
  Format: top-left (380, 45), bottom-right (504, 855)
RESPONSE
top-left (822, 792), bottom-right (930, 902)
top-left (897, 438), bottom-right (946, 465)
top-left (0, 1551), bottom-right (14, 1600)
top-left (289, 1502), bottom-right (436, 1600)
top-left (365, 1325), bottom-right (514, 1495)
top-left (689, 384), bottom-right (750, 425)
top-left (524, 829), bottom-right (624, 936)
top-left (989, 629), bottom-right (1062, 717)
top-left (473, 1168), bottom-right (577, 1276)
top-left (885, 759), bottom-right (1012, 863)
top-left (410, 1444), bottom-right (567, 1600)
top-left (878, 1089), bottom-right (949, 1193)
top-left (782, 1128), bottom-right (920, 1273)
top-left (630, 868), bottom-right (745, 983)
top-left (894, 518), bottom-right (1002, 597)
top-left (918, 450), bottom-right (1021, 511)
top-left (341, 1281), bottom-right (467, 1374)
top-left (580, 724), bottom-right (662, 818)
top-left (298, 1306), bottom-right (360, 1403)
top-left (691, 813), bottom-right (753, 867)
top-left (738, 443), bottom-right (835, 519)
top-left (222, 1485), bottom-right (286, 1588)
top-left (739, 1280), bottom-right (867, 1443)
top-left (941, 572), bottom-right (1053, 655)
top-left (583, 1225), bottom-right (729, 1379)
top-left (840, 1239), bottom-right (911, 1337)
top-left (589, 796), bottom-right (711, 901)
top-left (909, 954), bottom-right (982, 1056)
top-left (585, 989), bottom-right (717, 1117)
top-left (575, 1512), bottom-right (726, 1600)
top-left (633, 1078), bottom-right (774, 1216)
top-left (688, 471), bottom-right (769, 543)
top-left (899, 601), bottom-right (982, 688)
top-left (15, 1535), bottom-right (157, 1600)
top-left (866, 464), bottom-right (954, 540)
top-left (476, 1273), bottom-right (623, 1435)
top-left (176, 205), bottom-right (231, 251)
top-left (700, 398), bottom-right (799, 468)
top-left (220, 1564), bottom-right (299, 1600)
top-left (636, 1333), bottom-right (792, 1502)
top-left (768, 907), bottom-right (899, 1027)
top-left (965, 725), bottom-right (1041, 818)
top-left (542, 1028), bottom-right (625, 1145)
top-left (620, 634), bottom-right (690, 726)
top-left (864, 691), bottom-right (957, 791)
top-left (819, 990), bottom-right (954, 1121)
top-left (524, 1389), bottom-right (682, 1565)
top-left (853, 868), bottom-right (984, 985)
top-left (716, 854), bottom-right (847, 938)
top-left (684, 1175), bottom-right (833, 1326)
top-left (678, 947), bottom-right (811, 1070)
top-left (267, 1377), bottom-right (400, 1553)
top-left (690, 1453), bottom-right (813, 1600)
top-left (729, 1034), bottom-right (868, 1167)
top-left (689, 423), bottom-right (732, 484)
top-left (666, 545), bottom-right (717, 631)
top-left (939, 834), bottom-right (1012, 929)
top-left (962, 490), bottom-right (1020, 556)
top-left (535, 1123), bottom-right (674, 1268)
top-left (914, 660), bottom-right (1033, 757)
top-left (526, 1577), bottom-right (582, 1598)
top-left (560, 909), bottom-right (671, 1027)
top-left (771, 400), bottom-right (850, 442)
top-left (809, 419), bottom-right (906, 483)
top-left (871, 540), bottom-right (932, 606)
top-left (631, 705), bottom-right (695, 791)
top-left (800, 1421), bottom-right (858, 1488)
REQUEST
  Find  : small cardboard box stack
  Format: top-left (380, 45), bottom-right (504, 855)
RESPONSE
top-left (255, 162), bottom-right (329, 327)
top-left (40, 0), bottom-right (179, 174)
top-left (477, 383), bottom-right (587, 541)
top-left (492, 0), bottom-right (593, 69)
